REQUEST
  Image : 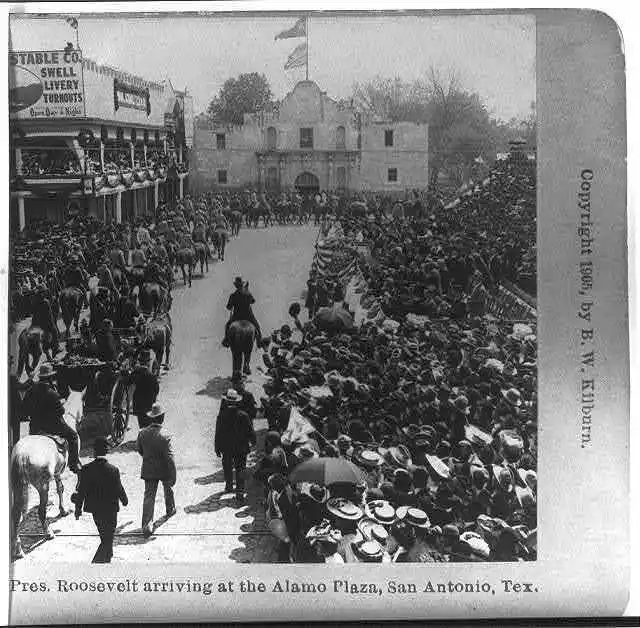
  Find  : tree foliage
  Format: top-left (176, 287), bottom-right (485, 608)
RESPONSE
top-left (207, 72), bottom-right (273, 125)
top-left (352, 69), bottom-right (535, 187)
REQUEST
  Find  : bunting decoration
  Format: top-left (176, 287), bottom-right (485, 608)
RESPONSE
top-left (284, 43), bottom-right (307, 70)
top-left (275, 16), bottom-right (306, 40)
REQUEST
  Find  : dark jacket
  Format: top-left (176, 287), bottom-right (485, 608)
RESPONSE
top-left (215, 403), bottom-right (256, 455)
top-left (74, 458), bottom-right (128, 516)
top-left (23, 381), bottom-right (65, 432)
top-left (137, 423), bottom-right (176, 483)
top-left (132, 368), bottom-right (160, 415)
top-left (227, 289), bottom-right (255, 320)
top-left (239, 390), bottom-right (257, 421)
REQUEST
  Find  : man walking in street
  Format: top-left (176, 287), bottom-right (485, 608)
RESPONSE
top-left (73, 437), bottom-right (128, 563)
top-left (136, 403), bottom-right (176, 537)
top-left (132, 350), bottom-right (159, 429)
top-left (215, 389), bottom-right (256, 501)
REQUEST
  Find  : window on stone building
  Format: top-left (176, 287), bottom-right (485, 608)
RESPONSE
top-left (336, 166), bottom-right (346, 190)
top-left (387, 167), bottom-right (398, 183)
top-left (217, 169), bottom-right (228, 184)
top-left (216, 133), bottom-right (226, 150)
top-left (267, 127), bottom-right (277, 150)
top-left (300, 127), bottom-right (314, 149)
top-left (385, 129), bottom-right (394, 147)
top-left (267, 166), bottom-right (279, 191)
top-left (336, 126), bottom-right (346, 149)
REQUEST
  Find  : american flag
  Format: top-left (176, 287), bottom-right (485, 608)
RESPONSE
top-left (65, 16), bottom-right (78, 30)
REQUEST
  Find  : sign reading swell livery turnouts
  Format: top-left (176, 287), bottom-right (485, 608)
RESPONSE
top-left (9, 50), bottom-right (86, 119)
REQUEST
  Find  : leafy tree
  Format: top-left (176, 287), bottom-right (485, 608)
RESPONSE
top-left (206, 73), bottom-right (273, 125)
top-left (352, 69), bottom-right (535, 188)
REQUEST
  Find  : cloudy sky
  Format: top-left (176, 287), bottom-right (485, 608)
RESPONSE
top-left (9, 11), bottom-right (535, 121)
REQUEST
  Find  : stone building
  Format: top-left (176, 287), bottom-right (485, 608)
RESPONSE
top-left (192, 80), bottom-right (428, 195)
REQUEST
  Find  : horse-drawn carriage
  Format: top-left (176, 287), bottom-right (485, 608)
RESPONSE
top-left (53, 328), bottom-right (153, 445)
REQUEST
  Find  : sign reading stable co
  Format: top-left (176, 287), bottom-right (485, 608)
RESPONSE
top-left (9, 50), bottom-right (86, 119)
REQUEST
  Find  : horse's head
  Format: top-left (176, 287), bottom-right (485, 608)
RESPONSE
top-left (64, 387), bottom-right (86, 431)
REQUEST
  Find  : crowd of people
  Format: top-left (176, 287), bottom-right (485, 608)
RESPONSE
top-left (252, 155), bottom-right (537, 563)
top-left (17, 145), bottom-right (186, 182)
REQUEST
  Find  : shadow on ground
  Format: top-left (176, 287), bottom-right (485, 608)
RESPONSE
top-left (14, 506), bottom-right (71, 556)
top-left (196, 376), bottom-right (232, 399)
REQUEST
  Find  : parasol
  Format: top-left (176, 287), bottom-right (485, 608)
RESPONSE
top-left (289, 457), bottom-right (367, 486)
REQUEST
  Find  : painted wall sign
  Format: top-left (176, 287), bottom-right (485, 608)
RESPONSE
top-left (9, 50), bottom-right (86, 119)
top-left (114, 79), bottom-right (150, 115)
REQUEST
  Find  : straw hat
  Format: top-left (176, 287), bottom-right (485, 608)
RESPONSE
top-left (501, 388), bottom-right (523, 407)
top-left (225, 389), bottom-right (241, 402)
top-left (460, 531), bottom-right (491, 559)
top-left (305, 521), bottom-right (342, 545)
top-left (383, 445), bottom-right (413, 469)
top-left (364, 500), bottom-right (397, 526)
top-left (326, 498), bottom-right (363, 521)
top-left (351, 537), bottom-right (385, 563)
top-left (146, 402), bottom-right (166, 420)
top-left (425, 454), bottom-right (451, 480)
top-left (353, 448), bottom-right (384, 469)
top-left (396, 506), bottom-right (431, 529)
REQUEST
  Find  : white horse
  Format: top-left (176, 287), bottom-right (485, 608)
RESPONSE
top-left (10, 388), bottom-right (85, 559)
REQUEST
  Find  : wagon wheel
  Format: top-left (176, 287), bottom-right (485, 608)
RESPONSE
top-left (110, 376), bottom-right (131, 445)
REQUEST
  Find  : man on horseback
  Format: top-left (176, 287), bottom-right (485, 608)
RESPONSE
top-left (63, 255), bottom-right (89, 297)
top-left (222, 276), bottom-right (262, 348)
top-left (109, 242), bottom-right (127, 272)
top-left (31, 290), bottom-right (60, 357)
top-left (22, 363), bottom-right (81, 474)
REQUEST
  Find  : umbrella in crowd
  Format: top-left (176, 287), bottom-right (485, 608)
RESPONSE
top-left (255, 155), bottom-right (537, 564)
top-left (289, 457), bottom-right (367, 486)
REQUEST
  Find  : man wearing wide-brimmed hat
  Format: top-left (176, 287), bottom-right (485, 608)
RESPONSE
top-left (23, 362), bottom-right (81, 473)
top-left (222, 276), bottom-right (262, 347)
top-left (215, 389), bottom-right (256, 499)
top-left (137, 403), bottom-right (176, 537)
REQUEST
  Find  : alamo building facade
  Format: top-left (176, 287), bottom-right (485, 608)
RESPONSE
top-left (191, 80), bottom-right (428, 195)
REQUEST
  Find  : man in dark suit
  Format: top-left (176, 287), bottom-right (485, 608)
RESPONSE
top-left (131, 350), bottom-right (159, 429)
top-left (73, 437), bottom-right (128, 563)
top-left (215, 389), bottom-right (256, 500)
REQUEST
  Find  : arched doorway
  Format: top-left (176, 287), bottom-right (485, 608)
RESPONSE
top-left (294, 171), bottom-right (320, 196)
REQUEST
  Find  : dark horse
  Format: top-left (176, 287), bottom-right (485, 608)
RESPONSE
top-left (176, 247), bottom-right (195, 287)
top-left (139, 281), bottom-right (172, 316)
top-left (230, 211), bottom-right (242, 237)
top-left (17, 326), bottom-right (50, 377)
top-left (211, 230), bottom-right (227, 261)
top-left (59, 286), bottom-right (85, 338)
top-left (128, 266), bottom-right (147, 301)
top-left (228, 320), bottom-right (255, 381)
top-left (137, 314), bottom-right (172, 371)
top-left (193, 242), bottom-right (210, 275)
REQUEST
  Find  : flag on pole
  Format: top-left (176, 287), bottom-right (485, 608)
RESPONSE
top-left (284, 43), bottom-right (307, 70)
top-left (275, 16), bottom-right (306, 40)
top-left (65, 16), bottom-right (78, 30)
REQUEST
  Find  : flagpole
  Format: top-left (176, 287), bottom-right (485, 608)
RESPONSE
top-left (305, 15), bottom-right (309, 81)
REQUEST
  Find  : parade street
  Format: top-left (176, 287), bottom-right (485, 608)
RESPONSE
top-left (16, 223), bottom-right (318, 563)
